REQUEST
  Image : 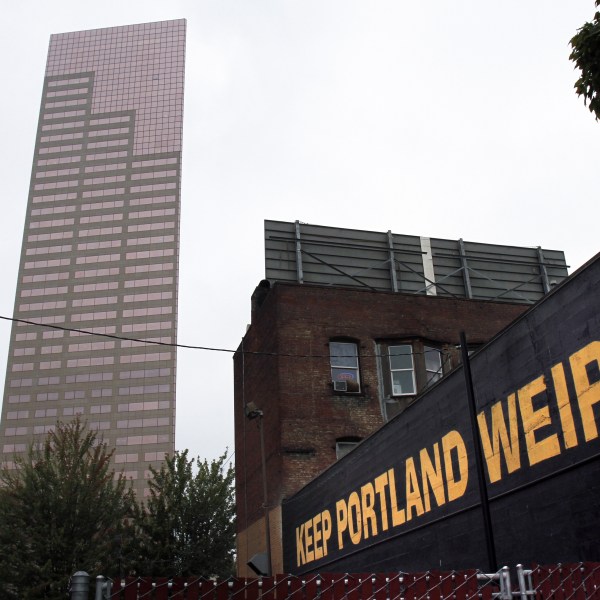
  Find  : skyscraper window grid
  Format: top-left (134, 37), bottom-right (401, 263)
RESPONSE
top-left (0, 19), bottom-right (185, 498)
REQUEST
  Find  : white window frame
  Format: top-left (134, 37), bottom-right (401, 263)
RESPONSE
top-left (330, 341), bottom-right (361, 393)
top-left (388, 344), bottom-right (416, 396)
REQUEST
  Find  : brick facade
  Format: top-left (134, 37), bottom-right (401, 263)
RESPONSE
top-left (234, 282), bottom-right (527, 576)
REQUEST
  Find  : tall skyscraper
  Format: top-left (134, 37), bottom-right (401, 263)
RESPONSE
top-left (0, 20), bottom-right (185, 497)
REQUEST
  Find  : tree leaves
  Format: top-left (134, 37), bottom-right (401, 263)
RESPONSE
top-left (137, 450), bottom-right (236, 578)
top-left (570, 2), bottom-right (600, 120)
top-left (0, 418), bottom-right (137, 600)
top-left (0, 422), bottom-right (236, 597)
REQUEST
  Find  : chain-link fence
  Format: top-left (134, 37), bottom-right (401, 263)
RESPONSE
top-left (72, 562), bottom-right (600, 600)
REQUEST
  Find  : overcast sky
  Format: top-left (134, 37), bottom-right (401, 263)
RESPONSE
top-left (0, 1), bottom-right (598, 465)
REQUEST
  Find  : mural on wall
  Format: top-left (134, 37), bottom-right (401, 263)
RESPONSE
top-left (283, 254), bottom-right (600, 574)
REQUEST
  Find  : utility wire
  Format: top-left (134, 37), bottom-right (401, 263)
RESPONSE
top-left (222, 448), bottom-right (235, 469)
top-left (0, 314), bottom-right (464, 360)
top-left (0, 314), bottom-right (236, 353)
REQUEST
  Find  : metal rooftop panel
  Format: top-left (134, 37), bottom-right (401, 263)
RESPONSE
top-left (264, 220), bottom-right (568, 304)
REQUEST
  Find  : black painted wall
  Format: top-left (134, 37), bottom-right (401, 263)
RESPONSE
top-left (282, 254), bottom-right (600, 573)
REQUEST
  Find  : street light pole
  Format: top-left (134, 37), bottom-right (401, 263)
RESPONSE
top-left (257, 413), bottom-right (272, 576)
top-left (246, 402), bottom-right (272, 577)
top-left (460, 331), bottom-right (497, 573)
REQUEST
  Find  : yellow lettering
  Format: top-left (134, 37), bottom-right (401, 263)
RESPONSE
top-left (477, 394), bottom-right (521, 483)
top-left (374, 472), bottom-right (390, 531)
top-left (570, 341), bottom-right (600, 442)
top-left (518, 375), bottom-right (561, 466)
top-left (348, 492), bottom-right (362, 544)
top-left (405, 457), bottom-right (424, 520)
top-left (296, 523), bottom-right (306, 567)
top-left (442, 430), bottom-right (469, 501)
top-left (360, 482), bottom-right (378, 539)
top-left (387, 468), bottom-right (406, 526)
top-left (336, 499), bottom-right (348, 550)
top-left (420, 443), bottom-right (446, 511)
top-left (321, 510), bottom-right (332, 556)
top-left (313, 513), bottom-right (323, 560)
top-left (347, 491), bottom-right (362, 545)
top-left (552, 362), bottom-right (578, 448)
top-left (305, 519), bottom-right (314, 563)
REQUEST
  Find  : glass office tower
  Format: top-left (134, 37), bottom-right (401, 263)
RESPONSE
top-left (0, 20), bottom-right (185, 497)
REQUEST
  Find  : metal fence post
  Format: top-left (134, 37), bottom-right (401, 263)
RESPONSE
top-left (516, 564), bottom-right (535, 599)
top-left (95, 575), bottom-right (113, 600)
top-left (516, 564), bottom-right (526, 599)
top-left (70, 571), bottom-right (90, 600)
top-left (499, 566), bottom-right (512, 600)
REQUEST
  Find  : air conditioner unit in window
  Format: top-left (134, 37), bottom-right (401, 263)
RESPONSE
top-left (333, 380), bottom-right (347, 392)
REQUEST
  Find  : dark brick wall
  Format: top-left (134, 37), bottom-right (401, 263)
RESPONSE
top-left (234, 286), bottom-right (281, 532)
top-left (234, 282), bottom-right (527, 543)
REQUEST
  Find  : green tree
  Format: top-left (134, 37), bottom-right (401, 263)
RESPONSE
top-left (570, 0), bottom-right (600, 119)
top-left (0, 419), bottom-right (136, 600)
top-left (138, 450), bottom-right (235, 578)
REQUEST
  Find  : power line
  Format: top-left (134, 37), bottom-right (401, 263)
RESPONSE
top-left (222, 448), bottom-right (235, 469)
top-left (0, 314), bottom-right (464, 360)
top-left (0, 314), bottom-right (237, 353)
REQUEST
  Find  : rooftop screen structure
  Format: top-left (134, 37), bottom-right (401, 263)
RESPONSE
top-left (265, 220), bottom-right (568, 304)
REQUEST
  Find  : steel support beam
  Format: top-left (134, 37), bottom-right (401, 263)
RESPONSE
top-left (295, 220), bottom-right (304, 284)
top-left (387, 230), bottom-right (399, 292)
top-left (459, 238), bottom-right (473, 299)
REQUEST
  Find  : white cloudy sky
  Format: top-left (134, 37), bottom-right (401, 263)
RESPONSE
top-left (0, 1), bottom-right (598, 464)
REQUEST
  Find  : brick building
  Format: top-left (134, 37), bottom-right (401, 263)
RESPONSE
top-left (233, 220), bottom-right (568, 576)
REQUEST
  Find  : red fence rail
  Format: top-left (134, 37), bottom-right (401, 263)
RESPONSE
top-left (106, 563), bottom-right (600, 600)
top-left (530, 563), bottom-right (600, 599)
top-left (109, 570), bottom-right (494, 600)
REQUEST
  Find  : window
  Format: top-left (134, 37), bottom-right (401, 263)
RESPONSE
top-left (379, 340), bottom-right (446, 400)
top-left (424, 346), bottom-right (443, 384)
top-left (389, 345), bottom-right (416, 396)
top-left (330, 341), bottom-right (360, 393)
top-left (335, 436), bottom-right (362, 459)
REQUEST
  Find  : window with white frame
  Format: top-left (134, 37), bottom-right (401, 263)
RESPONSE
top-left (379, 340), bottom-right (446, 400)
top-left (329, 341), bottom-right (361, 393)
top-left (388, 344), bottom-right (416, 395)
